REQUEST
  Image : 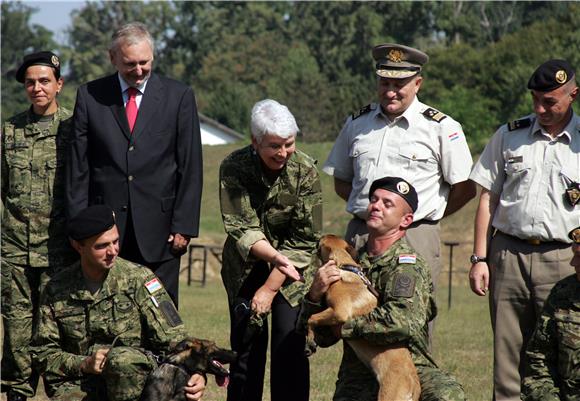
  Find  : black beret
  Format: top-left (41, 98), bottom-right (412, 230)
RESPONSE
top-left (369, 176), bottom-right (418, 213)
top-left (15, 51), bottom-right (61, 83)
top-left (372, 43), bottom-right (429, 79)
top-left (527, 59), bottom-right (575, 92)
top-left (68, 205), bottom-right (116, 241)
top-left (570, 226), bottom-right (580, 244)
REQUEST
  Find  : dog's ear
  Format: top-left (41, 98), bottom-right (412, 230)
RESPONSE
top-left (345, 242), bottom-right (357, 260)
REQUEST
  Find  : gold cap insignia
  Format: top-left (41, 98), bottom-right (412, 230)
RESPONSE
top-left (570, 228), bottom-right (580, 244)
top-left (397, 181), bottom-right (410, 194)
top-left (555, 69), bottom-right (567, 84)
top-left (387, 49), bottom-right (403, 63)
top-left (51, 55), bottom-right (60, 68)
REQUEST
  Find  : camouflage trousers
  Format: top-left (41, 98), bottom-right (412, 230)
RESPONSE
top-left (47, 347), bottom-right (157, 401)
top-left (1, 262), bottom-right (54, 397)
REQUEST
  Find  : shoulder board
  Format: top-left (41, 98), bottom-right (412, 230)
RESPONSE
top-left (422, 108), bottom-right (447, 123)
top-left (352, 104), bottom-right (372, 120)
top-left (507, 118), bottom-right (531, 131)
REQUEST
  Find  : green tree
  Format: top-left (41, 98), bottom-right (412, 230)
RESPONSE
top-left (1, 1), bottom-right (56, 120)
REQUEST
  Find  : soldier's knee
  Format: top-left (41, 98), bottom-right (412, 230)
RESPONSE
top-left (103, 347), bottom-right (157, 401)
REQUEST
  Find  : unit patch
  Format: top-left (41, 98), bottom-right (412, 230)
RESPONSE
top-left (159, 300), bottom-right (183, 327)
top-left (507, 118), bottom-right (531, 131)
top-left (352, 104), bottom-right (372, 120)
top-left (398, 254), bottom-right (417, 264)
top-left (145, 278), bottom-right (162, 294)
top-left (422, 108), bottom-right (447, 123)
top-left (392, 273), bottom-right (416, 298)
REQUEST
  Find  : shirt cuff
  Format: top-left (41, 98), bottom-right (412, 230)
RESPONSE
top-left (236, 230), bottom-right (267, 261)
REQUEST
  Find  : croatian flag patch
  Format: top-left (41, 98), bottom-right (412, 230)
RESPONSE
top-left (398, 254), bottom-right (417, 264)
top-left (145, 278), bottom-right (162, 294)
top-left (448, 132), bottom-right (460, 142)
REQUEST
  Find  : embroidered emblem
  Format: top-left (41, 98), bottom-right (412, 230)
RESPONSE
top-left (392, 273), bottom-right (416, 298)
top-left (570, 228), bottom-right (580, 243)
top-left (507, 118), bottom-right (531, 131)
top-left (398, 254), bottom-right (416, 264)
top-left (145, 278), bottom-right (162, 294)
top-left (555, 69), bottom-right (567, 84)
top-left (388, 49), bottom-right (404, 63)
top-left (397, 181), bottom-right (410, 195)
top-left (566, 182), bottom-right (580, 207)
top-left (159, 300), bottom-right (183, 327)
top-left (448, 132), bottom-right (460, 142)
top-left (422, 108), bottom-right (447, 123)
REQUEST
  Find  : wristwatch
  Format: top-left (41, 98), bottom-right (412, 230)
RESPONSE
top-left (470, 254), bottom-right (487, 264)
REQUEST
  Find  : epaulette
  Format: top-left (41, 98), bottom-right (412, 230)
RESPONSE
top-left (422, 108), bottom-right (447, 123)
top-left (352, 104), bottom-right (372, 120)
top-left (507, 118), bottom-right (531, 131)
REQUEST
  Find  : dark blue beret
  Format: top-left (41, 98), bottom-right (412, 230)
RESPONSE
top-left (15, 51), bottom-right (61, 83)
top-left (369, 176), bottom-right (418, 213)
top-left (527, 59), bottom-right (575, 92)
top-left (68, 205), bottom-right (116, 241)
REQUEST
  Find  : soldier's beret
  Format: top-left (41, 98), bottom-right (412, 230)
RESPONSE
top-left (372, 43), bottom-right (429, 79)
top-left (15, 51), bottom-right (61, 83)
top-left (68, 205), bottom-right (116, 241)
top-left (369, 176), bottom-right (418, 213)
top-left (569, 226), bottom-right (580, 244)
top-left (527, 59), bottom-right (575, 92)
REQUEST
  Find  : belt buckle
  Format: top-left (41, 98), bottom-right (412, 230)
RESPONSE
top-left (527, 238), bottom-right (541, 245)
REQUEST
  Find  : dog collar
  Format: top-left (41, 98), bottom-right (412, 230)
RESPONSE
top-left (340, 264), bottom-right (380, 298)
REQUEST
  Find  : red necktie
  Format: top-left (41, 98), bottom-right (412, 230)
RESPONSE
top-left (125, 87), bottom-right (138, 133)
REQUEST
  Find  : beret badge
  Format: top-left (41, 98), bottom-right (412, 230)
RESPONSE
top-left (51, 55), bottom-right (60, 68)
top-left (397, 181), bottom-right (410, 195)
top-left (555, 69), bottom-right (567, 84)
top-left (388, 49), bottom-right (403, 63)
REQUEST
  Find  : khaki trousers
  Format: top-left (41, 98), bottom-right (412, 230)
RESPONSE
top-left (488, 231), bottom-right (573, 401)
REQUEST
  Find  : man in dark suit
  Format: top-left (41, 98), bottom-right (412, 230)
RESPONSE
top-left (67, 22), bottom-right (203, 306)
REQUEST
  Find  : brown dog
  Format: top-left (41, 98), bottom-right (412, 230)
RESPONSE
top-left (307, 234), bottom-right (421, 401)
top-left (140, 337), bottom-right (237, 401)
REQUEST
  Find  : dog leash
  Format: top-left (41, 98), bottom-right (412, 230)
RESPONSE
top-left (339, 264), bottom-right (380, 298)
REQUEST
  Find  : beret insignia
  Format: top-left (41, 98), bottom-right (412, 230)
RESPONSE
top-left (507, 118), bottom-right (531, 131)
top-left (352, 104), bottom-right (372, 120)
top-left (422, 108), bottom-right (447, 123)
top-left (555, 69), bottom-right (567, 84)
top-left (51, 55), bottom-right (60, 68)
top-left (569, 227), bottom-right (580, 243)
top-left (392, 272), bottom-right (416, 298)
top-left (397, 181), bottom-right (410, 195)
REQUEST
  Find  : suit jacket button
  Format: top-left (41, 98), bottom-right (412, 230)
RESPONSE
top-left (121, 205), bottom-right (128, 211)
top-left (129, 145), bottom-right (135, 151)
top-left (128, 175), bottom-right (134, 181)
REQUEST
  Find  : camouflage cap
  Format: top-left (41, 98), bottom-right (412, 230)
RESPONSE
top-left (372, 43), bottom-right (429, 79)
top-left (569, 226), bottom-right (580, 244)
top-left (68, 205), bottom-right (116, 240)
top-left (16, 51), bottom-right (61, 83)
top-left (369, 176), bottom-right (418, 212)
top-left (527, 59), bottom-right (575, 92)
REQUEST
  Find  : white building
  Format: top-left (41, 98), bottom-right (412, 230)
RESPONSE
top-left (199, 113), bottom-right (245, 145)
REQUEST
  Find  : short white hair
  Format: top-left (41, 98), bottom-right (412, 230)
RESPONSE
top-left (110, 22), bottom-right (155, 54)
top-left (250, 99), bottom-right (299, 142)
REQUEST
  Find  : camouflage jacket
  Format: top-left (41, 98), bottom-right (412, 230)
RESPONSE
top-left (32, 258), bottom-right (187, 394)
top-left (219, 145), bottom-right (322, 307)
top-left (522, 274), bottom-right (580, 401)
top-left (299, 238), bottom-right (438, 400)
top-left (1, 106), bottom-right (77, 268)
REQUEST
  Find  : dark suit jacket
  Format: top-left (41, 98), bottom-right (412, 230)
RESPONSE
top-left (67, 72), bottom-right (203, 262)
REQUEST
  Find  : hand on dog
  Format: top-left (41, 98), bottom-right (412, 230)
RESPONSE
top-left (80, 348), bottom-right (110, 375)
top-left (251, 285), bottom-right (277, 314)
top-left (307, 260), bottom-right (341, 303)
top-left (184, 373), bottom-right (206, 400)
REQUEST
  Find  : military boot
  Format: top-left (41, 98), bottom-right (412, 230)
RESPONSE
top-left (7, 389), bottom-right (27, 401)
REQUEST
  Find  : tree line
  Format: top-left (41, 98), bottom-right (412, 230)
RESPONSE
top-left (2, 1), bottom-right (579, 152)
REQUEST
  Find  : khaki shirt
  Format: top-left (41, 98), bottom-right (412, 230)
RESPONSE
top-left (470, 113), bottom-right (580, 243)
top-left (323, 98), bottom-right (473, 221)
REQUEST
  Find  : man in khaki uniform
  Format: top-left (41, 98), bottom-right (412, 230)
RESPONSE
top-left (469, 59), bottom-right (579, 400)
top-left (323, 43), bottom-right (475, 297)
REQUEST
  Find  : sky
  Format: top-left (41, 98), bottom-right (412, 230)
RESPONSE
top-left (26, 0), bottom-right (85, 39)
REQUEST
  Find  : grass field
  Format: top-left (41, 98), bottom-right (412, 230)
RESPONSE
top-left (6, 141), bottom-right (494, 400)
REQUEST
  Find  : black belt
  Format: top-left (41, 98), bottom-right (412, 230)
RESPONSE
top-left (496, 231), bottom-right (567, 247)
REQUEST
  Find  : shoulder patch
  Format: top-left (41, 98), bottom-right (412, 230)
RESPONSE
top-left (145, 278), bottom-right (163, 294)
top-left (159, 300), bottom-right (183, 327)
top-left (422, 108), bottom-right (447, 123)
top-left (392, 273), bottom-right (416, 298)
top-left (398, 254), bottom-right (417, 264)
top-left (352, 104), bottom-right (372, 120)
top-left (507, 118), bottom-right (531, 131)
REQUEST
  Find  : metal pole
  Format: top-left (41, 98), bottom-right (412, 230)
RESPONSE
top-left (444, 241), bottom-right (460, 310)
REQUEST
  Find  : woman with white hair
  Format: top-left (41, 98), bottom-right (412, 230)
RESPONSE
top-left (219, 99), bottom-right (322, 401)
